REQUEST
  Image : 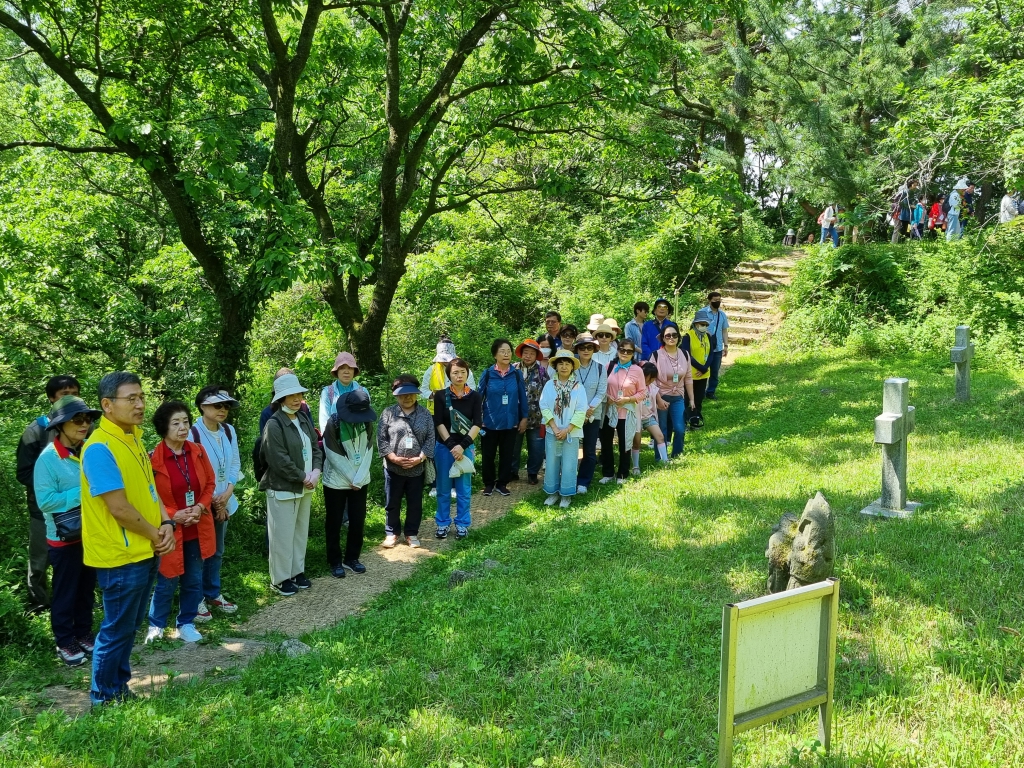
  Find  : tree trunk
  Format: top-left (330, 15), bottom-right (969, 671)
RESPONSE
top-left (206, 298), bottom-right (256, 392)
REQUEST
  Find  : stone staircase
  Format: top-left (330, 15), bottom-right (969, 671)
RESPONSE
top-left (715, 249), bottom-right (802, 346)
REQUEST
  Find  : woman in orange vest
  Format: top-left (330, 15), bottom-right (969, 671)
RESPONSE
top-left (146, 401), bottom-right (217, 644)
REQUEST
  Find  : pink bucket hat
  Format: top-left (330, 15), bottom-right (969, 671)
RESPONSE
top-left (331, 352), bottom-right (359, 375)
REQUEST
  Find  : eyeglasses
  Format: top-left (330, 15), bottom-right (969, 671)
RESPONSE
top-left (70, 414), bottom-right (95, 426)
top-left (110, 393), bottom-right (146, 406)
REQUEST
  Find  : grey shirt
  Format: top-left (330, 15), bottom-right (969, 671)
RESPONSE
top-left (377, 403), bottom-right (436, 477)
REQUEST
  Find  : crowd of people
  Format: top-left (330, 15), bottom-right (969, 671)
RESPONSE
top-left (13, 293), bottom-right (730, 707)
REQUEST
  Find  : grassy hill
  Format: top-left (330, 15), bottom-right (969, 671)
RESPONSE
top-left (2, 343), bottom-right (1022, 767)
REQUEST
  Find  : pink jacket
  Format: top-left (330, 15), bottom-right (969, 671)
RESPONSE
top-left (652, 348), bottom-right (693, 398)
top-left (605, 363), bottom-right (647, 419)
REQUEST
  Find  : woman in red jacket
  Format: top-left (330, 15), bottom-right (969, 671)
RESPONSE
top-left (146, 401), bottom-right (217, 643)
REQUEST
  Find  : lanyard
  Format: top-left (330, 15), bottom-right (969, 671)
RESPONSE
top-left (169, 447), bottom-right (192, 491)
top-left (199, 422), bottom-right (226, 474)
top-left (577, 362), bottom-right (593, 389)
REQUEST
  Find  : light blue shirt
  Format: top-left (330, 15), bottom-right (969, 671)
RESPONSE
top-left (189, 420), bottom-right (241, 515)
top-left (34, 441), bottom-right (83, 541)
top-left (704, 306), bottom-right (730, 350)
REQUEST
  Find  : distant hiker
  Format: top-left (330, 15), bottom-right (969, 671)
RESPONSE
top-left (891, 180), bottom-right (918, 243)
top-left (819, 204), bottom-right (838, 247)
top-left (511, 339), bottom-right (548, 485)
top-left (147, 401), bottom-right (217, 646)
top-left (571, 334), bottom-right (607, 494)
top-left (651, 323), bottom-right (694, 459)
top-left (911, 196), bottom-right (927, 239)
top-left (681, 309), bottom-right (713, 429)
top-left (378, 375), bottom-right (435, 549)
top-left (928, 196), bottom-right (947, 235)
top-left (703, 291), bottom-right (730, 401)
top-left (540, 350), bottom-right (588, 508)
top-left (319, 352), bottom-right (365, 432)
top-left (999, 191), bottom-right (1019, 224)
top-left (641, 298), bottom-right (674, 360)
top-left (624, 302), bottom-right (649, 349)
top-left (323, 388), bottom-right (376, 577)
top-left (432, 358), bottom-right (481, 540)
top-left (477, 339), bottom-right (528, 497)
top-left (16, 375), bottom-right (82, 612)
top-left (601, 339), bottom-right (646, 484)
top-left (946, 179), bottom-right (968, 241)
top-left (783, 229), bottom-right (797, 246)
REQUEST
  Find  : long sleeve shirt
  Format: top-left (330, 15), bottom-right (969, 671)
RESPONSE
top-left (640, 319), bottom-right (666, 360)
top-left (377, 403), bottom-right (436, 477)
top-left (33, 439), bottom-right (82, 542)
top-left (323, 418), bottom-right (374, 490)
top-left (16, 415), bottom-right (50, 520)
top-left (624, 319), bottom-right (643, 349)
top-left (652, 347), bottom-right (693, 398)
top-left (574, 359), bottom-right (608, 423)
top-left (1000, 195), bottom-right (1019, 224)
top-left (477, 365), bottom-right (529, 431)
top-left (189, 420), bottom-right (242, 515)
top-left (539, 378), bottom-right (588, 436)
top-left (605, 363), bottom-right (647, 421)
top-left (319, 380), bottom-right (365, 432)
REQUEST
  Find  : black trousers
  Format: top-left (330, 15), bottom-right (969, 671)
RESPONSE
top-left (324, 486), bottom-right (368, 566)
top-left (688, 379), bottom-right (708, 426)
top-left (480, 428), bottom-right (517, 488)
top-left (48, 542), bottom-right (96, 648)
top-left (599, 415), bottom-right (631, 479)
top-left (384, 469), bottom-right (424, 537)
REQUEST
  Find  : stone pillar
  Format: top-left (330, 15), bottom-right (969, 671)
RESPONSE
top-left (950, 325), bottom-right (975, 403)
top-left (861, 378), bottom-right (921, 519)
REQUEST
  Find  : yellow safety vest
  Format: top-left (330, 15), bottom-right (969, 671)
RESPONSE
top-left (81, 418), bottom-right (162, 568)
top-left (686, 329), bottom-right (712, 381)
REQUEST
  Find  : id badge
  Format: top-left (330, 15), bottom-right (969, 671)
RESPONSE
top-left (185, 491), bottom-right (195, 507)
top-left (217, 467), bottom-right (226, 482)
top-left (502, 394), bottom-right (509, 405)
top-left (353, 453), bottom-right (361, 464)
top-left (617, 390), bottom-right (624, 399)
top-left (672, 373), bottom-right (679, 383)
top-left (403, 436), bottom-right (414, 450)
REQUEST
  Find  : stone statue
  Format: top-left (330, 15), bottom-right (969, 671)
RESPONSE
top-left (766, 492), bottom-right (836, 593)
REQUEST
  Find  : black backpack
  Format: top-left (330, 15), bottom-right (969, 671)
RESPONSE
top-left (941, 194), bottom-right (952, 215)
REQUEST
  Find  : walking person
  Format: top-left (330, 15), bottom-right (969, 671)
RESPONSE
top-left (432, 358), bottom-right (482, 540)
top-left (511, 338), bottom-right (549, 485)
top-left (540, 350), bottom-right (588, 508)
top-left (378, 375), bottom-right (436, 548)
top-left (600, 340), bottom-right (647, 484)
top-left (946, 179), bottom-right (968, 241)
top-left (1000, 191), bottom-right (1019, 224)
top-left (146, 402), bottom-right (217, 644)
top-left (259, 373), bottom-right (323, 596)
top-left (911, 196), bottom-right (927, 239)
top-left (188, 387), bottom-right (241, 621)
top-left (624, 302), bottom-right (649, 350)
top-left (891, 180), bottom-right (917, 243)
top-left (323, 388), bottom-right (376, 576)
top-left (641, 298), bottom-right (674, 360)
top-left (929, 195), bottom-right (947, 236)
top-left (704, 292), bottom-right (730, 401)
top-left (819, 204), bottom-right (839, 247)
top-left (33, 396), bottom-right (101, 666)
top-left (17, 375), bottom-right (82, 612)
top-left (681, 309), bottom-right (713, 429)
top-left (478, 339), bottom-right (529, 496)
top-left (82, 372), bottom-right (175, 707)
top-left (651, 324), bottom-right (696, 458)
top-left (572, 334), bottom-right (607, 494)
top-left (319, 353), bottom-right (365, 432)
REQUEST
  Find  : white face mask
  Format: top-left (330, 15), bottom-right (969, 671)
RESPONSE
top-left (281, 404), bottom-right (298, 415)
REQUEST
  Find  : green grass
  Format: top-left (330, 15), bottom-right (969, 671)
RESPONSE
top-left (1, 344), bottom-right (1022, 767)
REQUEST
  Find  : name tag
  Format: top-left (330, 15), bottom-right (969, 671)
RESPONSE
top-left (302, 446), bottom-right (309, 461)
top-left (672, 374), bottom-right (679, 383)
top-left (217, 467), bottom-right (226, 482)
top-left (185, 491), bottom-right (195, 507)
top-left (617, 390), bottom-right (624, 399)
top-left (502, 394), bottom-right (509, 405)
top-left (352, 453), bottom-right (361, 464)
top-left (404, 436), bottom-right (414, 450)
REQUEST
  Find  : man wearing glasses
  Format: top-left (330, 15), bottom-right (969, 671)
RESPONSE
top-left (81, 372), bottom-right (175, 707)
top-left (16, 375), bottom-right (82, 613)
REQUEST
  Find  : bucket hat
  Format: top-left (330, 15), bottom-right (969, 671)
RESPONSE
top-left (273, 373), bottom-right (308, 401)
top-left (432, 337), bottom-right (457, 364)
top-left (693, 308), bottom-right (713, 325)
top-left (586, 314), bottom-right (606, 332)
top-left (47, 396), bottom-right (101, 431)
top-left (573, 332), bottom-right (598, 350)
top-left (593, 322), bottom-right (619, 339)
top-left (331, 352), bottom-right (359, 375)
top-left (653, 297), bottom-right (674, 314)
top-left (549, 349), bottom-right (580, 372)
top-left (335, 388), bottom-right (377, 424)
top-left (515, 339), bottom-right (543, 358)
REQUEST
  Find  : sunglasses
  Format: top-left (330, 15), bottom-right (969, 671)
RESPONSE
top-left (662, 333), bottom-right (679, 340)
top-left (618, 348), bottom-right (635, 355)
top-left (69, 414), bottom-right (95, 426)
top-left (207, 402), bottom-right (230, 410)
top-left (596, 333), bottom-right (613, 339)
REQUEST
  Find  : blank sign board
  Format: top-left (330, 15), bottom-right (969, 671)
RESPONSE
top-left (718, 579), bottom-right (839, 768)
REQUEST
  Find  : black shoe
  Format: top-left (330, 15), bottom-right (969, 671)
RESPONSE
top-left (483, 485), bottom-right (494, 496)
top-left (435, 526), bottom-right (449, 539)
top-left (705, 392), bottom-right (717, 401)
top-left (527, 475), bottom-right (539, 485)
top-left (343, 560), bottom-right (366, 574)
top-left (496, 485), bottom-right (511, 497)
top-left (330, 564), bottom-right (346, 579)
top-left (455, 527), bottom-right (468, 540)
top-left (293, 573), bottom-right (312, 589)
top-left (272, 579), bottom-right (298, 597)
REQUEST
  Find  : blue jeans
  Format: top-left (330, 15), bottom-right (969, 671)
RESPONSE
top-left (658, 394), bottom-right (687, 457)
top-left (203, 516), bottom-right (228, 601)
top-left (434, 443), bottom-right (474, 530)
top-left (578, 420), bottom-right (601, 489)
top-left (511, 427), bottom-right (544, 477)
top-left (149, 538), bottom-right (203, 629)
top-left (543, 431), bottom-right (580, 496)
top-left (91, 557), bottom-right (158, 706)
top-left (707, 349), bottom-right (723, 396)
top-left (820, 225), bottom-right (837, 247)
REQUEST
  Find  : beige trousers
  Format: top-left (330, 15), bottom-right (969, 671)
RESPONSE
top-left (267, 491), bottom-right (312, 586)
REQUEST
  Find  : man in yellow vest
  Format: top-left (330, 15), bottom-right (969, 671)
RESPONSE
top-left (81, 372), bottom-right (175, 707)
top-left (680, 309), bottom-right (713, 429)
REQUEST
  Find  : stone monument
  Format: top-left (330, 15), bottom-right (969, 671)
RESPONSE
top-left (860, 377), bottom-right (921, 518)
top-left (950, 325), bottom-right (975, 403)
top-left (766, 492), bottom-right (836, 594)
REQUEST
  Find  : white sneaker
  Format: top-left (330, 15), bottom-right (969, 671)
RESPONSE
top-left (598, 477), bottom-right (613, 485)
top-left (616, 478), bottom-right (626, 485)
top-left (544, 494), bottom-right (560, 506)
top-left (559, 497), bottom-right (571, 509)
top-left (193, 599), bottom-right (212, 623)
top-left (429, 488), bottom-right (437, 498)
top-left (382, 534), bottom-right (398, 548)
top-left (145, 625), bottom-right (163, 644)
top-left (576, 485), bottom-right (588, 494)
top-left (175, 623), bottom-right (202, 643)
top-left (407, 535), bottom-right (422, 548)
top-left (451, 489), bottom-right (457, 500)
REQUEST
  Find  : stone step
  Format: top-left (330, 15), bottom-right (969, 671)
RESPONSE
top-left (723, 279), bottom-right (784, 293)
top-left (739, 258), bottom-right (799, 270)
top-left (733, 270), bottom-right (792, 286)
top-left (718, 297), bottom-right (774, 314)
top-left (730, 331), bottom-right (764, 346)
top-left (735, 263), bottom-right (795, 278)
top-left (720, 287), bottom-right (777, 301)
top-left (729, 320), bottom-right (772, 334)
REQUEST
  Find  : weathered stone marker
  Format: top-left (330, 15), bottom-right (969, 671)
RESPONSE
top-left (860, 378), bottom-right (921, 519)
top-left (950, 325), bottom-right (975, 403)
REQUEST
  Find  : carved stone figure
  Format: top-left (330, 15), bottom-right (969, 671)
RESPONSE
top-left (767, 492), bottom-right (836, 593)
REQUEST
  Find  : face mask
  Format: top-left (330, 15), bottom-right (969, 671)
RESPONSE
top-left (711, 301), bottom-right (721, 309)
top-left (695, 325), bottom-right (709, 334)
top-left (281, 404), bottom-right (298, 415)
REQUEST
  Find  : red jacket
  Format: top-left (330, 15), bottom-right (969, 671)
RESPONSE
top-left (151, 440), bottom-right (217, 578)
